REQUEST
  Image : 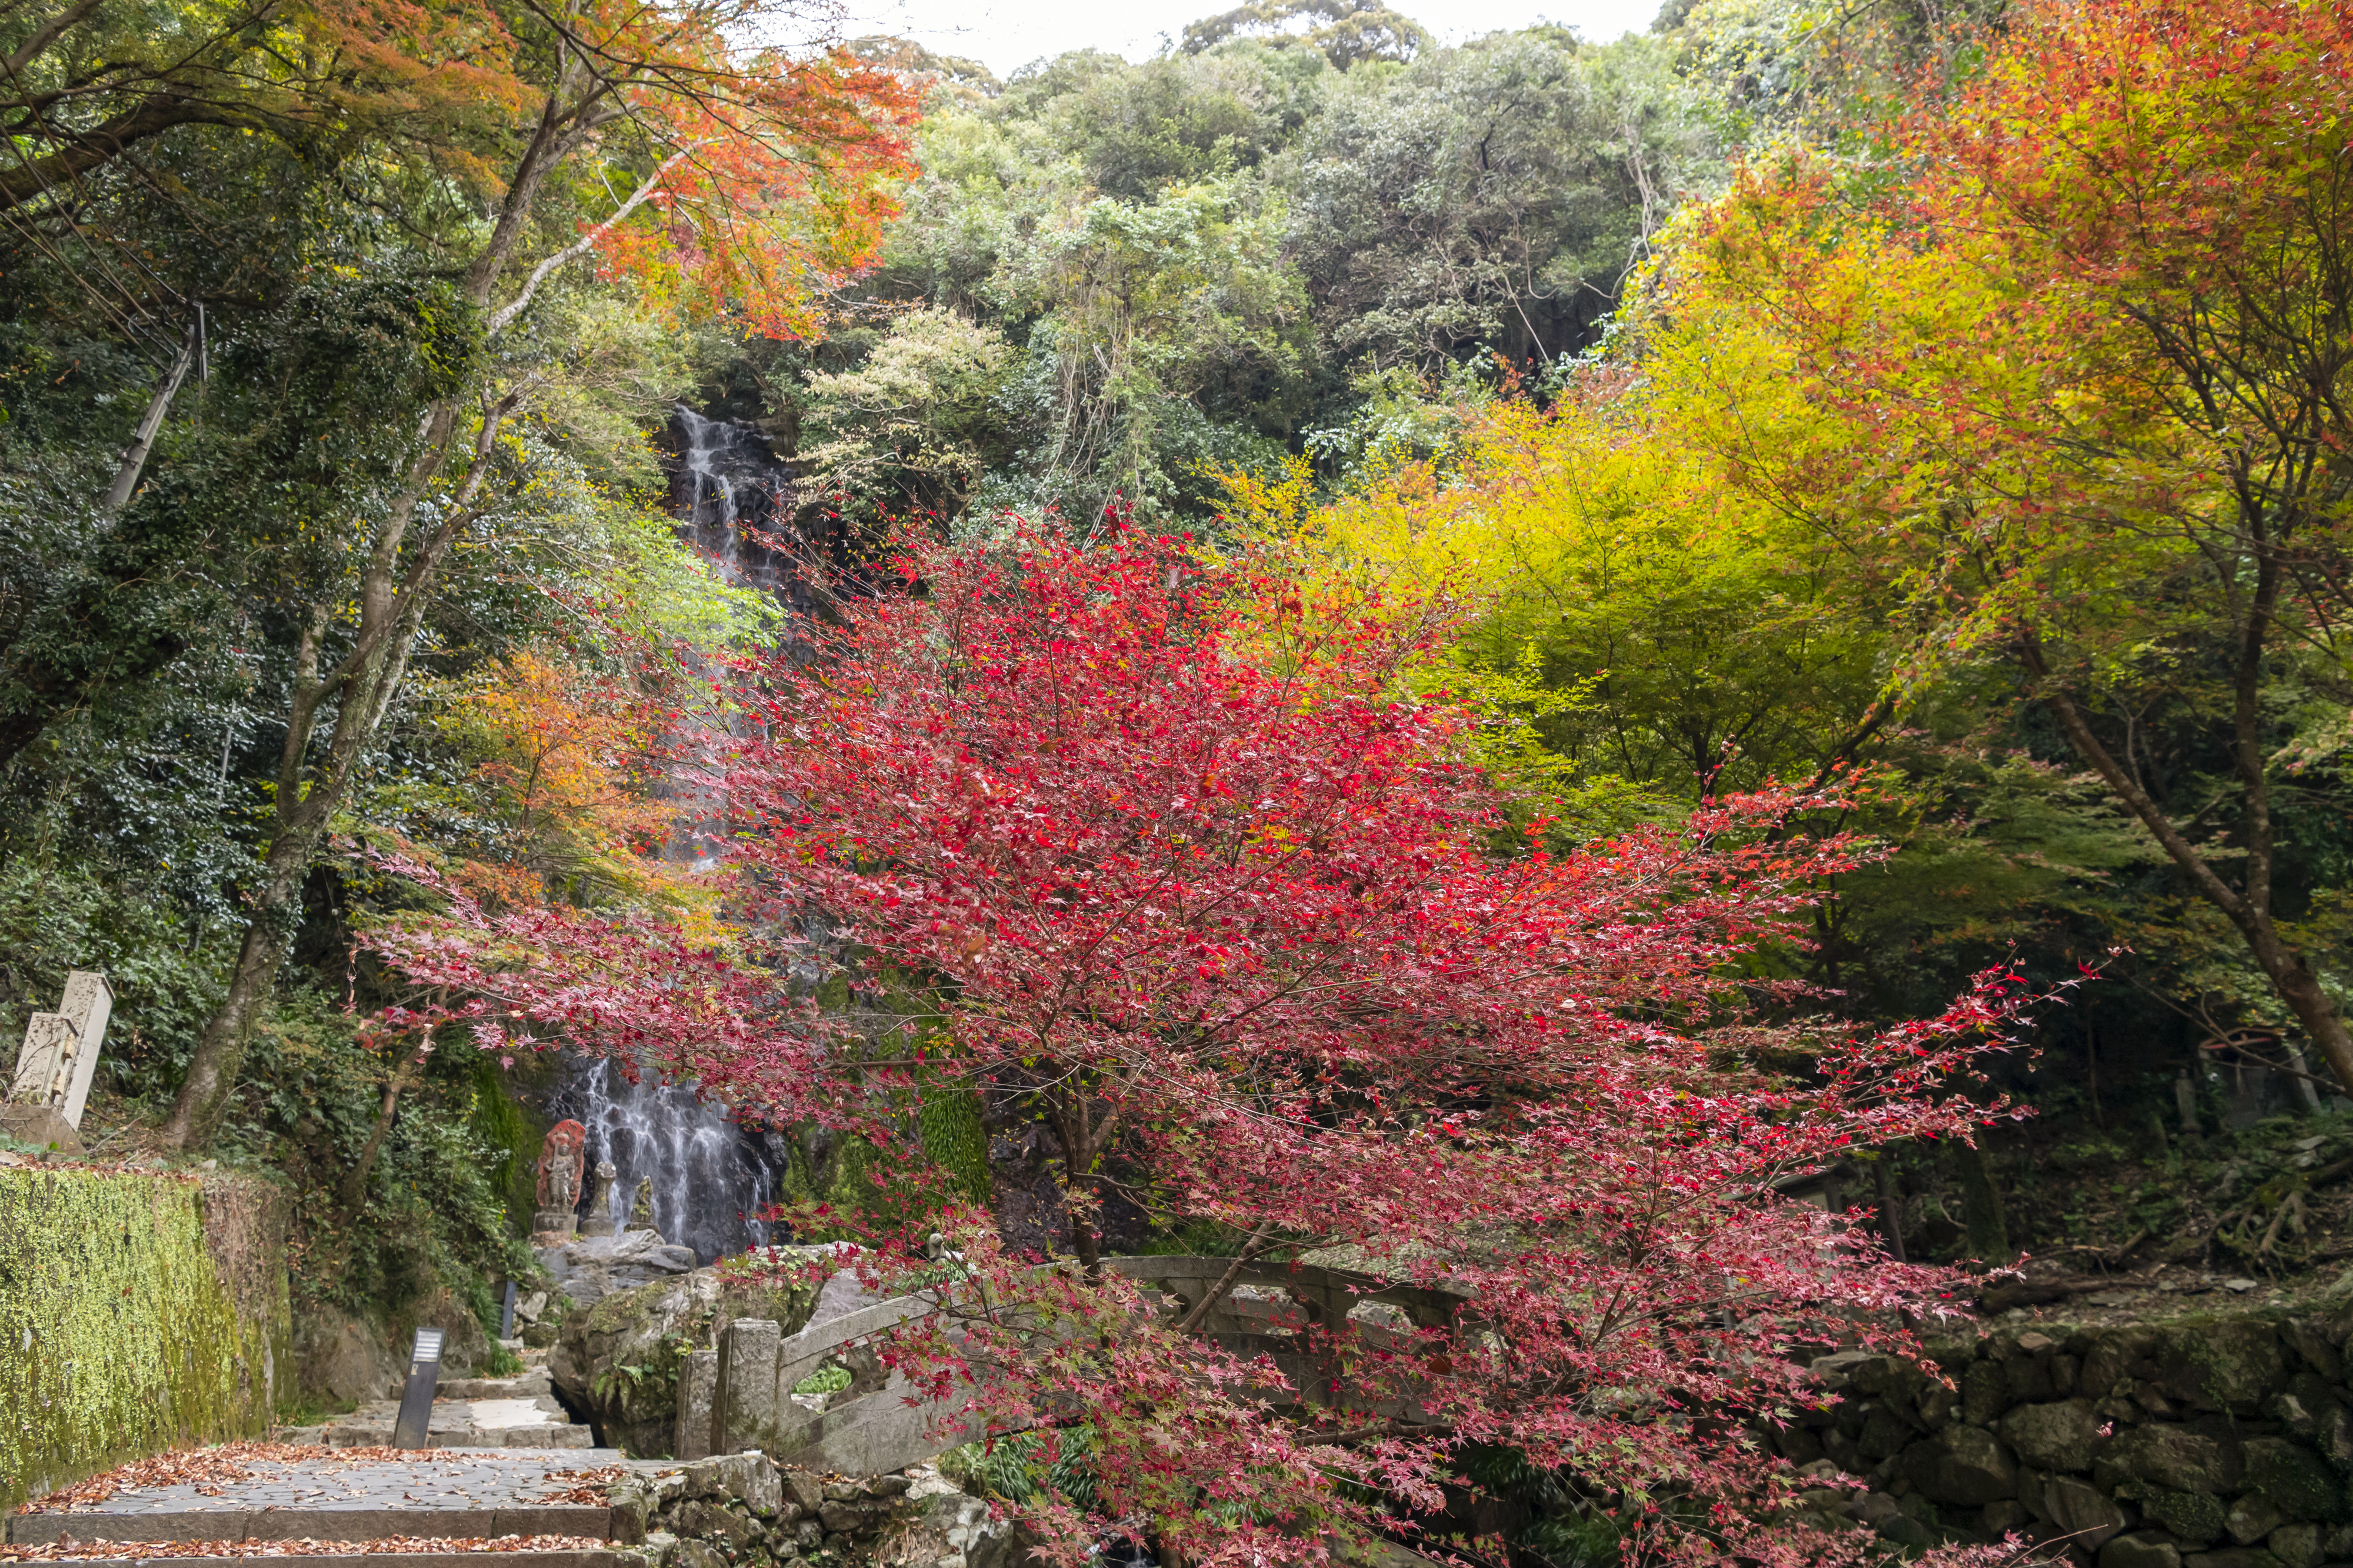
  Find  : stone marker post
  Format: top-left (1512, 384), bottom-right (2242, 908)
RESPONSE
top-left (715, 1317), bottom-right (781, 1456)
top-left (9, 971), bottom-right (114, 1123)
top-left (499, 1280), bottom-right (517, 1340)
top-left (676, 1349), bottom-right (718, 1461)
top-left (392, 1327), bottom-right (446, 1448)
top-left (6, 971), bottom-right (113, 1152)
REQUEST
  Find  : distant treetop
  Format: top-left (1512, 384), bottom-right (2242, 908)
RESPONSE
top-left (1180, 0), bottom-right (1430, 68)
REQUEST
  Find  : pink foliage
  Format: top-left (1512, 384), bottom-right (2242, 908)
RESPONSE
top-left (370, 525), bottom-right (2060, 1567)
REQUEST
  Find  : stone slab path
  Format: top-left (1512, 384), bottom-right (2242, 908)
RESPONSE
top-left (274, 1370), bottom-right (594, 1452)
top-left (5, 1453), bottom-right (662, 1546)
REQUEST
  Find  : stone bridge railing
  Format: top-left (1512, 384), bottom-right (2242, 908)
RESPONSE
top-left (676, 1255), bottom-right (1462, 1475)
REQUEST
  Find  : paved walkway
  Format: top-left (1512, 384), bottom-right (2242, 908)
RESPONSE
top-left (5, 1453), bottom-right (669, 1547)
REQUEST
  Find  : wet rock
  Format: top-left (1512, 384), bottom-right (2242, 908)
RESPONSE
top-left (1902, 1424), bottom-right (2018, 1505)
top-left (2004, 1399), bottom-right (2106, 1473)
top-left (2241, 1438), bottom-right (2341, 1523)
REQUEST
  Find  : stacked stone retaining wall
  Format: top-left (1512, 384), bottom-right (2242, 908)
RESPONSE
top-left (1777, 1310), bottom-right (2353, 1567)
top-left (0, 1167), bottom-right (292, 1512)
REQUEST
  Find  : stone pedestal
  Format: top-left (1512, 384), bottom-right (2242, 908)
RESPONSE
top-left (531, 1209), bottom-right (577, 1239)
top-left (578, 1215), bottom-right (618, 1237)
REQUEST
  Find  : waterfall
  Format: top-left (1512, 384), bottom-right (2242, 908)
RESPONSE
top-left (671, 402), bottom-right (809, 599)
top-left (554, 1053), bottom-right (788, 1265)
top-left (538, 401), bottom-right (810, 1267)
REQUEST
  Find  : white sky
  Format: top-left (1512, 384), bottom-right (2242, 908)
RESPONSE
top-left (837, 0), bottom-right (1664, 79)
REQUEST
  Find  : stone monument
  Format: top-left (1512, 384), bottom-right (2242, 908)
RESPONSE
top-left (579, 1159), bottom-right (619, 1236)
top-left (5, 970), bottom-right (114, 1153)
top-left (532, 1120), bottom-right (587, 1237)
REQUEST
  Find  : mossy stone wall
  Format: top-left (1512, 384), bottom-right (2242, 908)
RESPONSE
top-left (0, 1168), bottom-right (292, 1511)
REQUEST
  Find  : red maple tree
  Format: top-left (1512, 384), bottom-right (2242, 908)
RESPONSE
top-left (374, 527), bottom-right (2045, 1566)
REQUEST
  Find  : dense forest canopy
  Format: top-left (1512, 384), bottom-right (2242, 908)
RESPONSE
top-left (4, 0), bottom-right (2352, 1560)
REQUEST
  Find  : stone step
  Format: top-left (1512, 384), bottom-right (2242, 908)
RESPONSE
top-left (6, 1507), bottom-right (613, 1547)
top-left (21, 1551), bottom-right (625, 1568)
top-left (275, 1393), bottom-right (594, 1450)
top-left (435, 1372), bottom-right (554, 1401)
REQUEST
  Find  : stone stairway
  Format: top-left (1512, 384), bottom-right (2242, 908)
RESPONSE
top-left (274, 1356), bottom-right (595, 1451)
top-left (2, 1448), bottom-right (644, 1556)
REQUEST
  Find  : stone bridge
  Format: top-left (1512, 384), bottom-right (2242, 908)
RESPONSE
top-left (675, 1255), bottom-right (1462, 1476)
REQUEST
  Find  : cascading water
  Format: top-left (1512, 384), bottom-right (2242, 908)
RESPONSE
top-left (551, 1053), bottom-right (789, 1264)
top-left (541, 401), bottom-right (811, 1266)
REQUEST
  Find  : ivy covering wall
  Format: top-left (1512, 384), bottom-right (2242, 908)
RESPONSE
top-left (0, 1168), bottom-right (292, 1510)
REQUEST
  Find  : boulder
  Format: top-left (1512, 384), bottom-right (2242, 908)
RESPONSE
top-left (2081, 1329), bottom-right (2164, 1398)
top-left (1858, 1403), bottom-right (1915, 1463)
top-left (2267, 1523), bottom-right (2321, 1568)
top-left (2102, 1534), bottom-right (2183, 1568)
top-left (551, 1263), bottom-right (821, 1456)
top-left (2045, 1476), bottom-right (2129, 1550)
top-left (2005, 1399), bottom-right (2107, 1473)
top-left (538, 1230), bottom-right (703, 1308)
top-left (2239, 1438), bottom-right (2342, 1523)
top-left (552, 1267), bottom-right (723, 1455)
top-left (682, 1452), bottom-right (783, 1517)
top-left (2181, 1552), bottom-right (2280, 1568)
top-left (2145, 1491), bottom-right (2228, 1548)
top-left (2280, 1320), bottom-right (2343, 1383)
top-left (1963, 1360), bottom-right (2012, 1426)
top-left (2229, 1493), bottom-right (2286, 1547)
top-left (2103, 1424), bottom-right (2244, 1495)
top-left (1902, 1424), bottom-right (2018, 1506)
top-left (1810, 1351), bottom-right (1910, 1398)
top-left (2154, 1322), bottom-right (2286, 1413)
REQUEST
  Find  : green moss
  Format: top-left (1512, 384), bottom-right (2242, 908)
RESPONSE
top-left (0, 1169), bottom-right (290, 1510)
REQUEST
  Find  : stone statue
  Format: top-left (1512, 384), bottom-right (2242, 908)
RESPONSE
top-left (530, 1120), bottom-right (588, 1237)
top-left (579, 1158), bottom-right (621, 1237)
top-left (534, 1120), bottom-right (588, 1210)
top-left (628, 1176), bottom-right (656, 1233)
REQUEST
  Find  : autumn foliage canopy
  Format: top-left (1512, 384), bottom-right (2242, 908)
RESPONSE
top-left (375, 525), bottom-right (2045, 1564)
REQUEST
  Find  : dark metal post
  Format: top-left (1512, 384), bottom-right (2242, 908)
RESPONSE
top-left (499, 1280), bottom-right (517, 1340)
top-left (391, 1327), bottom-right (445, 1448)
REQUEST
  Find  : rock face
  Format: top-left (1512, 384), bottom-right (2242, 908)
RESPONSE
top-left (1770, 1310), bottom-right (2353, 1557)
top-left (300, 1315), bottom-right (402, 1404)
top-left (539, 1230), bottom-right (703, 1308)
top-left (551, 1263), bottom-right (821, 1456)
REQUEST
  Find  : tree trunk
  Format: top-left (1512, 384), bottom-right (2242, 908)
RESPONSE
top-left (340, 1049), bottom-right (424, 1210)
top-left (156, 66), bottom-right (618, 1150)
top-left (1949, 1136), bottom-right (2012, 1265)
top-left (2024, 635), bottom-right (2353, 1098)
top-left (155, 860), bottom-right (304, 1147)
